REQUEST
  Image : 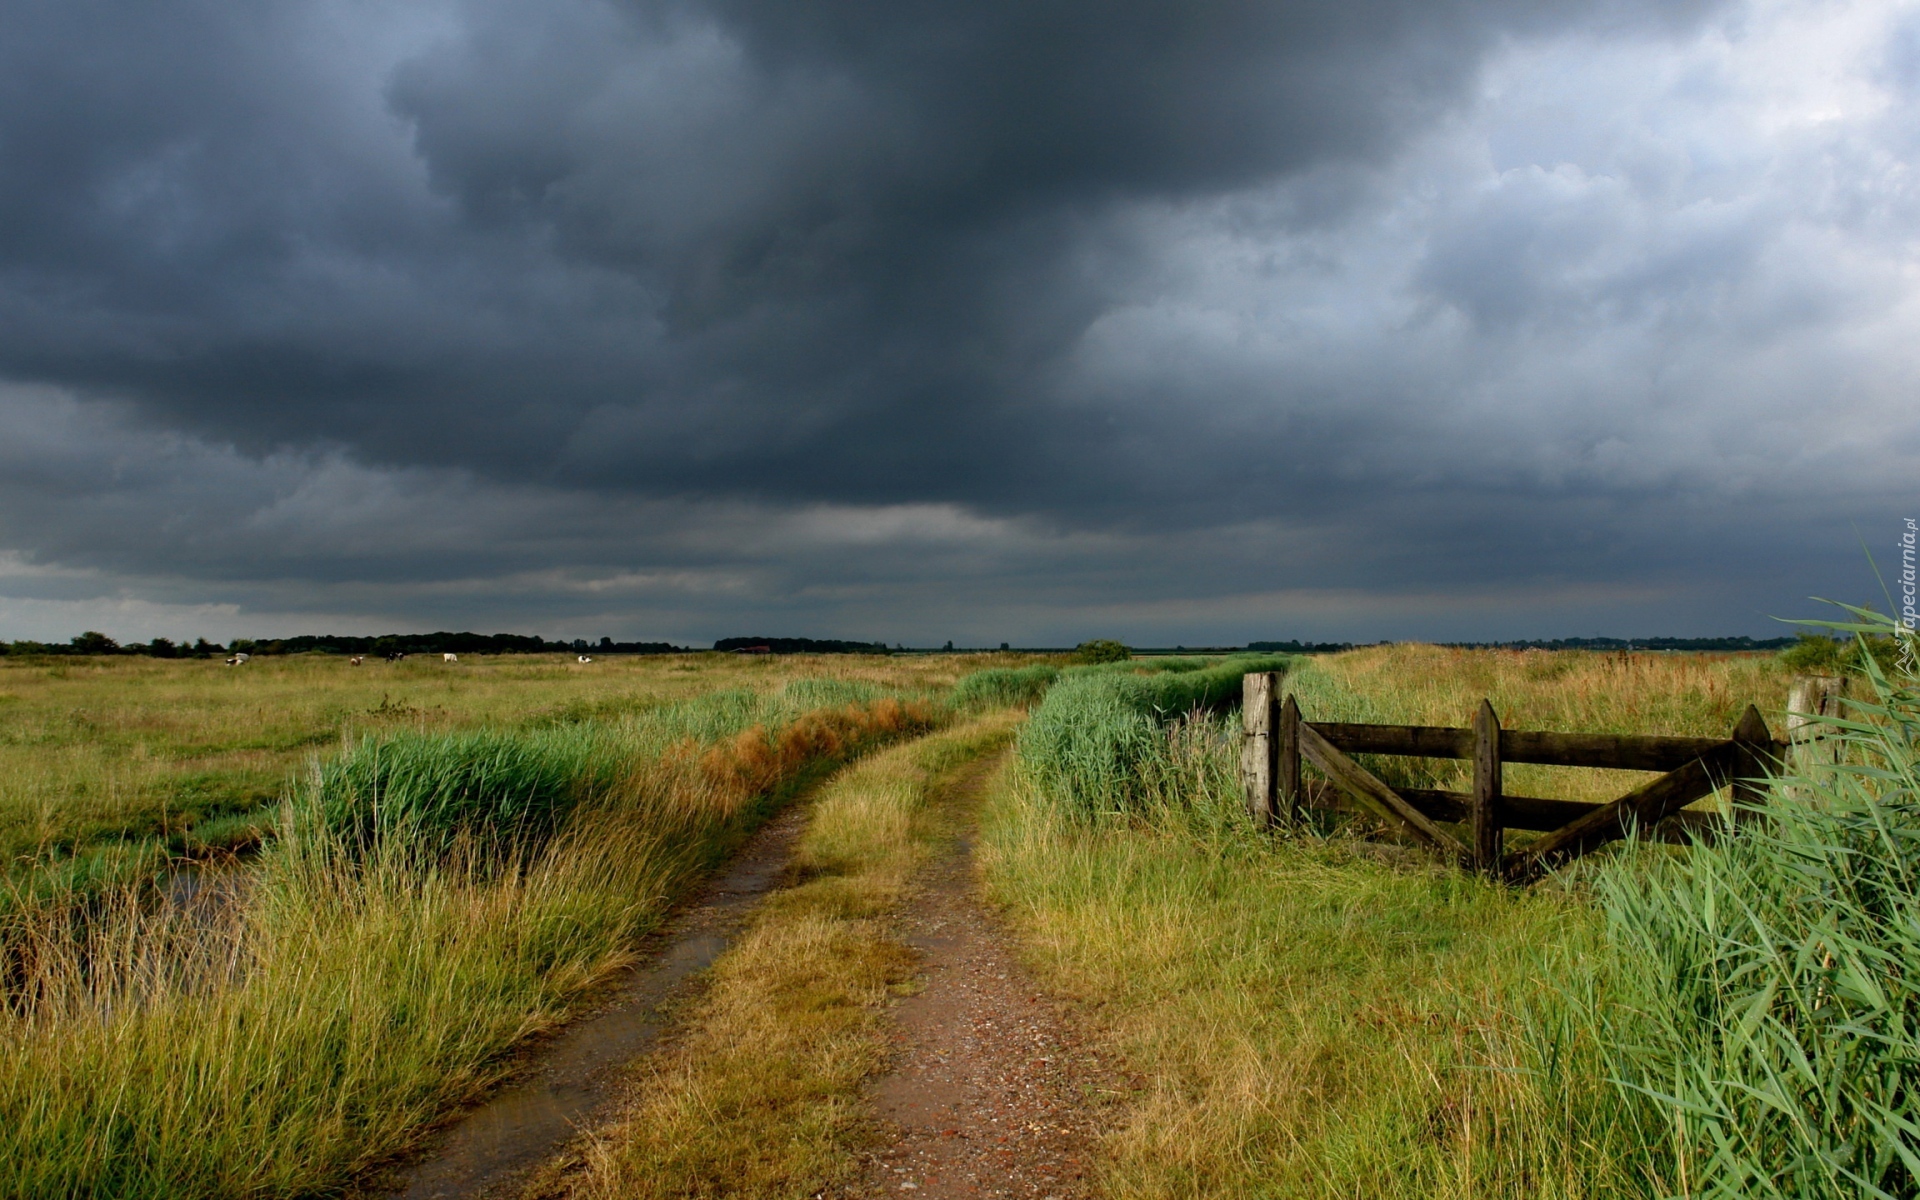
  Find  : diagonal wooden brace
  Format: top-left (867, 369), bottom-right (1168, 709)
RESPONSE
top-left (1297, 720), bottom-right (1470, 863)
top-left (1502, 743), bottom-right (1737, 882)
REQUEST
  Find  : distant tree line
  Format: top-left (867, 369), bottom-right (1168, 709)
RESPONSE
top-left (712, 636), bottom-right (891, 655)
top-left (1438, 636), bottom-right (1799, 651)
top-left (1, 631), bottom-right (687, 657)
top-left (1245, 640), bottom-right (1359, 653)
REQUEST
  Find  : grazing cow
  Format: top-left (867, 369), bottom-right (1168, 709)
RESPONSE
top-left (442, 652), bottom-right (459, 663)
top-left (349, 656), bottom-right (363, 666)
top-left (385, 651), bottom-right (406, 661)
top-left (577, 655), bottom-right (593, 664)
top-left (224, 652), bottom-right (250, 666)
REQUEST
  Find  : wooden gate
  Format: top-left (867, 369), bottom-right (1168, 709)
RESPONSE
top-left (1239, 672), bottom-right (1788, 882)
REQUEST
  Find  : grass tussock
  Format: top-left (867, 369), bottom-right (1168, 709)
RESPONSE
top-left (545, 713), bottom-right (1020, 1200)
top-left (949, 663), bottom-right (1060, 711)
top-left (1018, 655), bottom-right (1290, 816)
top-left (0, 689), bottom-right (940, 1200)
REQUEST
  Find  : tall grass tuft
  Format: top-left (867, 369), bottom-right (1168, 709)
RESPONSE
top-left (949, 664), bottom-right (1060, 712)
top-left (313, 726), bottom-right (625, 858)
top-left (1017, 656), bottom-right (1290, 816)
top-left (1570, 609), bottom-right (1920, 1198)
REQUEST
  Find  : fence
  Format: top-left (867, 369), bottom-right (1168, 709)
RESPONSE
top-left (1237, 672), bottom-right (1837, 883)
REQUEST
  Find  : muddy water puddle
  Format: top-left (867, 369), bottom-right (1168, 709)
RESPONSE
top-left (377, 800), bottom-right (814, 1200)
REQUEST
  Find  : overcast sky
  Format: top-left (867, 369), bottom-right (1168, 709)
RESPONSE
top-left (0, 0), bottom-right (1914, 646)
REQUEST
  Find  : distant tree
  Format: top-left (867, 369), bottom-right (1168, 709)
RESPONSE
top-left (71, 631), bottom-right (119, 654)
top-left (1071, 639), bottom-right (1131, 664)
top-left (943, 640), bottom-right (955, 652)
top-left (1780, 633), bottom-right (1850, 675)
top-left (1000, 642), bottom-right (1010, 651)
top-left (147, 637), bottom-right (177, 658)
top-left (1780, 629), bottom-right (1905, 677)
top-left (599, 636), bottom-right (613, 648)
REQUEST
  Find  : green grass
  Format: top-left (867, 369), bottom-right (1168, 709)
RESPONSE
top-left (0, 674), bottom-right (946, 1199)
top-left (0, 651), bottom-right (1008, 876)
top-left (949, 663), bottom-right (1060, 711)
top-left (982, 764), bottom-right (1640, 1199)
top-left (1016, 654), bottom-right (1290, 816)
top-left (310, 681), bottom-right (896, 859)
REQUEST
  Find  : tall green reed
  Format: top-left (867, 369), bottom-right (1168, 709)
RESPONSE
top-left (1572, 608), bottom-right (1920, 1199)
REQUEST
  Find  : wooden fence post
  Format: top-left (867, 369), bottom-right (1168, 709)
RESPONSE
top-left (1278, 694), bottom-right (1302, 826)
top-left (1471, 700), bottom-right (1503, 877)
top-left (1728, 704), bottom-right (1778, 822)
top-left (1241, 672), bottom-right (1277, 824)
top-left (1786, 674), bottom-right (1848, 779)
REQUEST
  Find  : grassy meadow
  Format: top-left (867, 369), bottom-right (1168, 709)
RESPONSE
top-left (0, 650), bottom-right (1011, 885)
top-left (0, 650), bottom-right (1030, 1199)
top-left (6, 635), bottom-right (1913, 1199)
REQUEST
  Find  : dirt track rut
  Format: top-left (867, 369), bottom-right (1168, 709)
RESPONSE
top-left (835, 757), bottom-right (1103, 1200)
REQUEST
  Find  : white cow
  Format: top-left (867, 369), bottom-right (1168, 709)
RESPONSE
top-left (443, 652), bottom-right (459, 663)
top-left (225, 652), bottom-right (250, 666)
top-left (577, 655), bottom-right (593, 664)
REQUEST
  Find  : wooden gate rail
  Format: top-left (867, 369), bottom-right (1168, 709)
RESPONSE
top-left (1240, 671), bottom-right (1785, 882)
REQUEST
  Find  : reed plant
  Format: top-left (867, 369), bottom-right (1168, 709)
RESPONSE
top-left (1567, 609), bottom-right (1920, 1198)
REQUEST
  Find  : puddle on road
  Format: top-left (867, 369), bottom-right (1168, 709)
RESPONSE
top-left (385, 804), bottom-right (813, 1200)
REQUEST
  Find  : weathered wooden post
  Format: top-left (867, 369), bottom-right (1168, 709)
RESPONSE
top-left (1728, 704), bottom-right (1779, 822)
top-left (1786, 674), bottom-right (1848, 778)
top-left (1278, 694), bottom-right (1302, 826)
top-left (1240, 672), bottom-right (1277, 824)
top-left (1471, 699), bottom-right (1503, 876)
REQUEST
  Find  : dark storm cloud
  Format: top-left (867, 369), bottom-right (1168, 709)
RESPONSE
top-left (0, 0), bottom-right (1706, 500)
top-left (0, 0), bottom-right (1910, 643)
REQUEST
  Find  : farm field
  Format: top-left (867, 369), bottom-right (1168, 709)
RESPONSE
top-left (3, 636), bottom-right (1912, 1200)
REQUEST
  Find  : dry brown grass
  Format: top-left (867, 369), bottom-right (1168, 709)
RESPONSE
top-left (1288, 644), bottom-right (1792, 805)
